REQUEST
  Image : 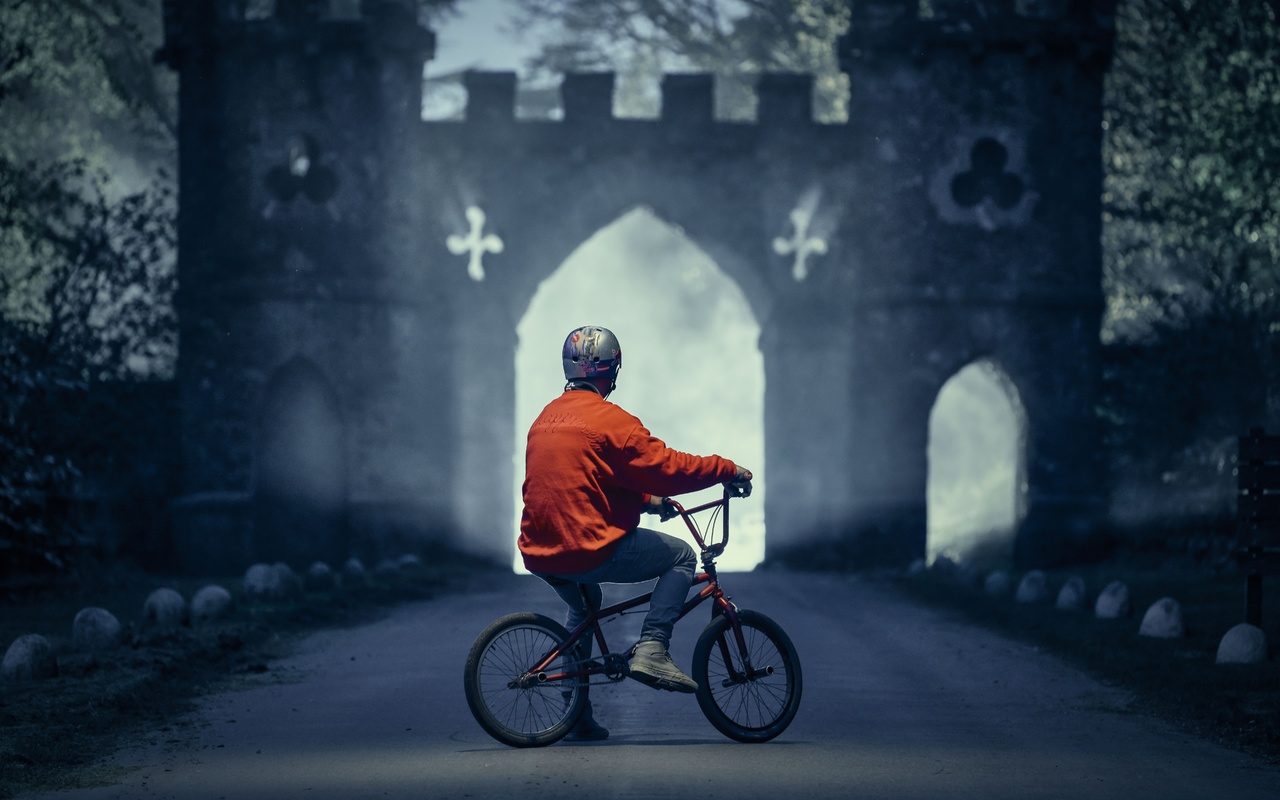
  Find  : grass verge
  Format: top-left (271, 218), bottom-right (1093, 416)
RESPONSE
top-left (894, 561), bottom-right (1280, 763)
top-left (0, 551), bottom-right (500, 798)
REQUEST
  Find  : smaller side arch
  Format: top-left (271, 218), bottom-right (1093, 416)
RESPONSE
top-left (926, 357), bottom-right (1028, 567)
top-left (254, 355), bottom-right (349, 566)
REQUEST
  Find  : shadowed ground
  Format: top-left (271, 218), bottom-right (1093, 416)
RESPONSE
top-left (24, 571), bottom-right (1278, 800)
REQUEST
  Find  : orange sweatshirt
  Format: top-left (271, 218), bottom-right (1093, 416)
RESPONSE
top-left (518, 389), bottom-right (738, 574)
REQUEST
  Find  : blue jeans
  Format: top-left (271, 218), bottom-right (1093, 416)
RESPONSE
top-left (537, 527), bottom-right (696, 648)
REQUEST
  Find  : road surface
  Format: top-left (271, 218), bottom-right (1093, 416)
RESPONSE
top-left (25, 571), bottom-right (1278, 799)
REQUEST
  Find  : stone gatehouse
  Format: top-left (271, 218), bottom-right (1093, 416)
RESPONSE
top-left (155, 0), bottom-right (1114, 572)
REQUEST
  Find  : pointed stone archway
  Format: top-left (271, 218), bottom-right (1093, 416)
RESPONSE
top-left (513, 207), bottom-right (766, 572)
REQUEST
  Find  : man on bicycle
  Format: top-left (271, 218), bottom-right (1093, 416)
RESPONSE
top-left (519, 325), bottom-right (752, 740)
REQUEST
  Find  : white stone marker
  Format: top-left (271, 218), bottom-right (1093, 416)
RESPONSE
top-left (343, 557), bottom-right (368, 583)
top-left (1094, 580), bottom-right (1131, 619)
top-left (1016, 570), bottom-right (1050, 603)
top-left (243, 562), bottom-right (301, 601)
top-left (1056, 576), bottom-right (1087, 611)
top-left (73, 607), bottom-right (124, 652)
top-left (1216, 623), bottom-right (1268, 665)
top-left (191, 584), bottom-right (234, 623)
top-left (271, 562), bottom-right (302, 598)
top-left (305, 561), bottom-right (337, 591)
top-left (1138, 597), bottom-right (1184, 638)
top-left (143, 587), bottom-right (188, 628)
top-left (243, 563), bottom-right (276, 599)
top-left (2, 634), bottom-right (58, 682)
top-left (984, 570), bottom-right (1011, 597)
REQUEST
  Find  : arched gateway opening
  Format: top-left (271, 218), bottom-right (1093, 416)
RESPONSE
top-left (514, 208), bottom-right (766, 572)
top-left (926, 359), bottom-right (1027, 567)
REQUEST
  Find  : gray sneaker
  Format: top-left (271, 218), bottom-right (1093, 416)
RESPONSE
top-left (628, 640), bottom-right (698, 694)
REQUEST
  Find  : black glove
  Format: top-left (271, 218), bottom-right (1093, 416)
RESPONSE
top-left (644, 495), bottom-right (680, 521)
top-left (727, 466), bottom-right (753, 498)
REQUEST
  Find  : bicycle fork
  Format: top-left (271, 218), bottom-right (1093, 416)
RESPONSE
top-left (711, 601), bottom-right (774, 688)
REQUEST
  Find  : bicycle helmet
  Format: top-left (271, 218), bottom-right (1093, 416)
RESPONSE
top-left (562, 326), bottom-right (622, 383)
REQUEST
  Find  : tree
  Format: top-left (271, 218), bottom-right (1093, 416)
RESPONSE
top-left (1100, 0), bottom-right (1280, 525)
top-left (0, 155), bottom-right (177, 579)
top-left (0, 0), bottom-right (175, 187)
top-left (1, 0), bottom-right (179, 375)
top-left (1103, 0), bottom-right (1280, 341)
top-left (0, 0), bottom-right (178, 579)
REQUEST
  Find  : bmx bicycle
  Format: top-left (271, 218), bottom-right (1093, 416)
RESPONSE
top-left (463, 486), bottom-right (802, 747)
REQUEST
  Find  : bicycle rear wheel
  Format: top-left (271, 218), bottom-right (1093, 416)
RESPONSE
top-left (692, 609), bottom-right (802, 743)
top-left (463, 612), bottom-right (585, 747)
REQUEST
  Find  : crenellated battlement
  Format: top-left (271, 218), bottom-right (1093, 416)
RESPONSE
top-left (458, 70), bottom-right (820, 126)
top-left (159, 1), bottom-right (820, 126)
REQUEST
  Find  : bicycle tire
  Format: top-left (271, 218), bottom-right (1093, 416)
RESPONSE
top-left (692, 608), bottom-right (802, 743)
top-left (463, 612), bottom-right (586, 747)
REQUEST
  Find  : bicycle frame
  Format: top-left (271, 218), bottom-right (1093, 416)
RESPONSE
top-left (518, 488), bottom-right (745, 687)
top-left (468, 481), bottom-right (799, 747)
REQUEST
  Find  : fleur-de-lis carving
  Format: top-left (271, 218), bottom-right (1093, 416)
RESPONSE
top-left (772, 206), bottom-right (828, 282)
top-left (446, 206), bottom-right (504, 282)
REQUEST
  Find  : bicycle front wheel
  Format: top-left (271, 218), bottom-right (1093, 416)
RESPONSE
top-left (692, 609), bottom-right (802, 743)
top-left (463, 612), bottom-right (585, 747)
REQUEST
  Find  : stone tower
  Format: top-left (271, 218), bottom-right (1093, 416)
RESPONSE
top-left (157, 0), bottom-right (444, 572)
top-left (836, 0), bottom-right (1115, 565)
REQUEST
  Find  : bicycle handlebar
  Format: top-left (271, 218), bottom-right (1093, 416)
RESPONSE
top-left (664, 484), bottom-right (739, 557)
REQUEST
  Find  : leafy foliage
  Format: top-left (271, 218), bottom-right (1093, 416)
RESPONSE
top-left (1100, 0), bottom-right (1280, 521)
top-left (0, 0), bottom-right (177, 580)
top-left (0, 159), bottom-right (176, 379)
top-left (0, 157), bottom-right (177, 579)
top-left (0, 0), bottom-right (174, 175)
top-left (1103, 0), bottom-right (1280, 341)
top-left (0, 321), bottom-right (83, 578)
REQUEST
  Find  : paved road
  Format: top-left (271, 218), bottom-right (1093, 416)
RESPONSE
top-left (26, 571), bottom-right (1278, 799)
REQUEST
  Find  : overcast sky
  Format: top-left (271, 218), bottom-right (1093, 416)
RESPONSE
top-left (428, 0), bottom-right (537, 76)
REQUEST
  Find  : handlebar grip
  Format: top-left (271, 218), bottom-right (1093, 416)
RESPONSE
top-left (725, 480), bottom-right (752, 498)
